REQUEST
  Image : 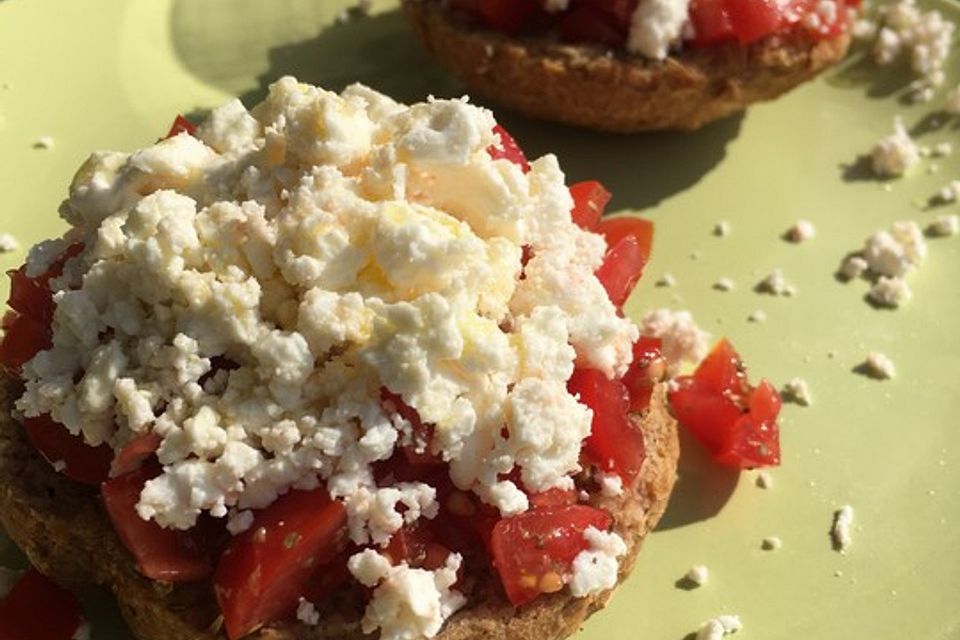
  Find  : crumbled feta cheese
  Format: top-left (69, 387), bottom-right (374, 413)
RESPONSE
top-left (785, 220), bottom-right (816, 243)
top-left (626, 0), bottom-right (693, 59)
top-left (762, 536), bottom-right (783, 551)
top-left (839, 255), bottom-right (869, 280)
top-left (928, 214), bottom-right (960, 237)
top-left (937, 180), bottom-right (960, 203)
top-left (782, 378), bottom-right (812, 406)
top-left (226, 509), bottom-right (255, 535)
top-left (870, 117), bottom-right (920, 177)
top-left (569, 526), bottom-right (627, 597)
top-left (347, 550), bottom-right (466, 640)
top-left (696, 615), bottom-right (743, 640)
top-left (0, 567), bottom-right (20, 598)
top-left (755, 471), bottom-right (773, 489)
top-left (656, 273), bottom-right (677, 287)
top-left (0, 233), bottom-right (19, 253)
top-left (864, 352), bottom-right (896, 379)
top-left (72, 621), bottom-right (91, 640)
top-left (871, 0), bottom-right (955, 90)
top-left (868, 276), bottom-right (912, 307)
top-left (713, 277), bottom-right (734, 292)
top-left (685, 564), bottom-right (709, 586)
top-left (641, 309), bottom-right (710, 374)
top-left (17, 78), bottom-right (640, 589)
top-left (756, 269), bottom-right (795, 296)
top-left (862, 221), bottom-right (927, 277)
top-left (713, 221), bottom-right (731, 237)
top-left (747, 309), bottom-right (767, 323)
top-left (933, 142), bottom-right (953, 157)
top-left (832, 505), bottom-right (855, 552)
top-left (598, 472), bottom-right (624, 497)
top-left (34, 135), bottom-right (54, 149)
top-left (296, 598), bottom-right (321, 626)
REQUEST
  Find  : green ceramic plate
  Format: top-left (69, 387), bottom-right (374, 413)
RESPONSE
top-left (1, 0), bottom-right (959, 638)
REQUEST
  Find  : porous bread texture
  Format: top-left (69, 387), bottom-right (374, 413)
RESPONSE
top-left (401, 0), bottom-right (852, 132)
top-left (0, 378), bottom-right (677, 640)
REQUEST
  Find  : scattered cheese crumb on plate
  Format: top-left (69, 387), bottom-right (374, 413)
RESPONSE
top-left (684, 564), bottom-right (709, 587)
top-left (0, 233), bottom-right (19, 253)
top-left (832, 505), bottom-right (855, 552)
top-left (927, 214), bottom-right (959, 237)
top-left (33, 135), bottom-right (54, 149)
top-left (755, 471), bottom-right (773, 489)
top-left (762, 536), bottom-right (783, 551)
top-left (696, 615), bottom-right (743, 640)
top-left (785, 219), bottom-right (816, 243)
top-left (863, 352), bottom-right (896, 379)
top-left (782, 378), bottom-right (813, 406)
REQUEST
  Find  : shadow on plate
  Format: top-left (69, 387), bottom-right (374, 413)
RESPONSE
top-left (656, 426), bottom-right (739, 531)
top-left (170, 2), bottom-right (741, 210)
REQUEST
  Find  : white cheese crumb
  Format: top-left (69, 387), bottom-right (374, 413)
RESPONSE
top-left (72, 621), bottom-right (92, 640)
top-left (0, 233), bottom-right (19, 253)
top-left (868, 276), bottom-right (912, 307)
top-left (296, 598), bottom-right (321, 626)
top-left (762, 536), bottom-right (783, 551)
top-left (782, 378), bottom-right (812, 406)
top-left (785, 220), bottom-right (816, 243)
top-left (755, 471), bottom-right (773, 489)
top-left (747, 309), bottom-right (767, 323)
top-left (872, 0), bottom-right (955, 91)
top-left (696, 615), bottom-right (743, 640)
top-left (656, 273), bottom-right (677, 287)
top-left (569, 526), bottom-right (627, 597)
top-left (864, 352), bottom-right (896, 379)
top-left (226, 509), bottom-right (255, 535)
top-left (685, 564), bottom-right (709, 586)
top-left (0, 566), bottom-right (21, 598)
top-left (598, 472), bottom-right (624, 497)
top-left (626, 0), bottom-right (694, 60)
top-left (927, 214), bottom-right (960, 237)
top-left (756, 269), bottom-right (795, 296)
top-left (832, 505), bottom-right (855, 552)
top-left (861, 220), bottom-right (927, 278)
top-left (713, 277), bottom-right (735, 292)
top-left (640, 309), bottom-right (710, 375)
top-left (937, 180), bottom-right (960, 203)
top-left (34, 135), bottom-right (55, 149)
top-left (870, 117), bottom-right (919, 177)
top-left (713, 220), bottom-right (731, 237)
top-left (839, 255), bottom-right (869, 280)
top-left (932, 141), bottom-right (953, 157)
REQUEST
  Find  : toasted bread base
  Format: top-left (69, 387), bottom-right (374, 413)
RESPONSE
top-left (0, 378), bottom-right (678, 640)
top-left (401, 0), bottom-right (852, 132)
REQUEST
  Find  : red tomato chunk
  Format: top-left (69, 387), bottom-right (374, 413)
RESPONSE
top-left (569, 180), bottom-right (612, 231)
top-left (0, 569), bottom-right (84, 640)
top-left (23, 414), bottom-right (112, 485)
top-left (487, 124), bottom-right (530, 172)
top-left (491, 505), bottom-right (612, 605)
top-left (568, 367), bottom-right (646, 484)
top-left (101, 465), bottom-right (212, 583)
top-left (668, 339), bottom-right (782, 468)
top-left (214, 488), bottom-right (348, 640)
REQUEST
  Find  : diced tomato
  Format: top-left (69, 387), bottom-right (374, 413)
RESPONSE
top-left (621, 337), bottom-right (667, 412)
top-left (668, 339), bottom-right (782, 468)
top-left (0, 312), bottom-right (51, 372)
top-left (568, 368), bottom-right (646, 483)
top-left (110, 432), bottom-right (162, 477)
top-left (7, 266), bottom-right (55, 324)
top-left (101, 466), bottom-right (211, 583)
top-left (473, 0), bottom-right (542, 34)
top-left (596, 236), bottom-right (646, 309)
top-left (689, 0), bottom-right (736, 45)
top-left (22, 414), bottom-right (112, 486)
top-left (595, 216), bottom-right (654, 263)
top-left (527, 487), bottom-right (578, 509)
top-left (487, 124), bottom-right (530, 172)
top-left (725, 0), bottom-right (784, 43)
top-left (569, 181), bottom-right (612, 230)
top-left (490, 505), bottom-right (612, 605)
top-left (385, 524), bottom-right (453, 571)
top-left (214, 488), bottom-right (347, 640)
top-left (0, 569), bottom-right (84, 640)
top-left (164, 114), bottom-right (196, 139)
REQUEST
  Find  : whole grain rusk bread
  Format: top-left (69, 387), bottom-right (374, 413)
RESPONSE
top-left (401, 0), bottom-right (852, 132)
top-left (0, 377), bottom-right (678, 640)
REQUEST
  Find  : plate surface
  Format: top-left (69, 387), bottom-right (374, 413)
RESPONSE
top-left (1, 1), bottom-right (959, 638)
